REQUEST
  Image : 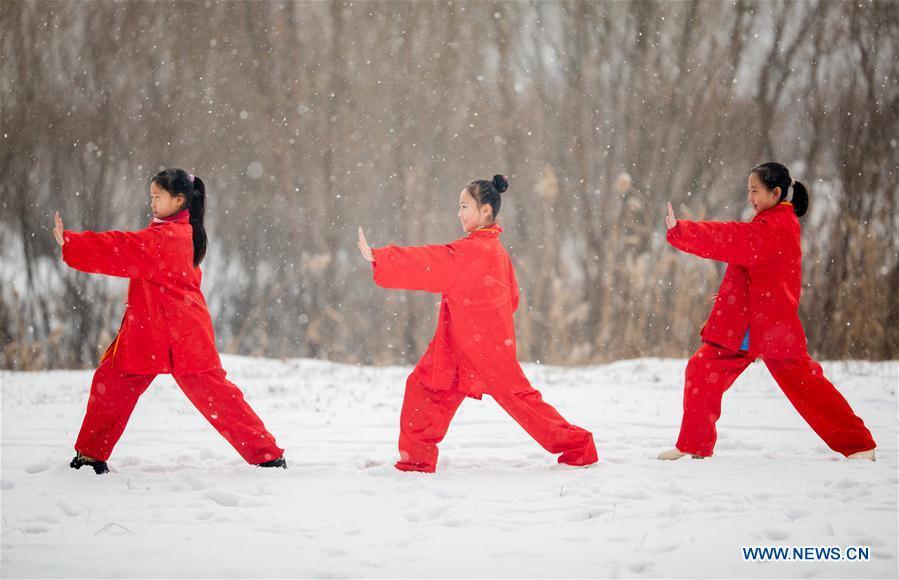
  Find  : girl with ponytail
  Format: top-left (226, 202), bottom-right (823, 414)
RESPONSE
top-left (658, 162), bottom-right (876, 462)
top-left (356, 175), bottom-right (597, 472)
top-left (53, 168), bottom-right (285, 474)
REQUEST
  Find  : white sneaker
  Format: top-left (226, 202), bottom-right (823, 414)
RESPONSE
top-left (847, 449), bottom-right (876, 461)
top-left (657, 448), bottom-right (689, 460)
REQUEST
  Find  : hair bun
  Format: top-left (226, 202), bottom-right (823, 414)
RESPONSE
top-left (492, 174), bottom-right (509, 193)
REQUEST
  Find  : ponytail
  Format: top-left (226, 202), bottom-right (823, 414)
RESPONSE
top-left (188, 176), bottom-right (207, 266)
top-left (751, 161), bottom-right (810, 218)
top-left (151, 168), bottom-right (208, 266)
top-left (790, 180), bottom-right (809, 218)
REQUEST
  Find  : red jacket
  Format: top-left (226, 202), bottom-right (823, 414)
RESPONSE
top-left (371, 225), bottom-right (532, 398)
top-left (666, 202), bottom-right (808, 359)
top-left (62, 210), bottom-right (222, 374)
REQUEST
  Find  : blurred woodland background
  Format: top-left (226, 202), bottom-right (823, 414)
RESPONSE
top-left (2, 0), bottom-right (897, 370)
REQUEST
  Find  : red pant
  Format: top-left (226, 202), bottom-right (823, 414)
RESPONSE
top-left (74, 358), bottom-right (284, 464)
top-left (396, 374), bottom-right (598, 472)
top-left (676, 343), bottom-right (876, 457)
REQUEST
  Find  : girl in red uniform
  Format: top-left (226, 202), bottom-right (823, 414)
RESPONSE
top-left (659, 162), bottom-right (876, 461)
top-left (357, 175), bottom-right (597, 473)
top-left (53, 169), bottom-right (286, 474)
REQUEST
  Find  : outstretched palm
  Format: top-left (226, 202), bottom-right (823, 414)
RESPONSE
top-left (665, 202), bottom-right (677, 230)
top-left (357, 226), bottom-right (374, 262)
top-left (53, 211), bottom-right (65, 246)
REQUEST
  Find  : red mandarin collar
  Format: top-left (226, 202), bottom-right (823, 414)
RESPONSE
top-left (151, 209), bottom-right (190, 226)
top-left (468, 224), bottom-right (503, 238)
top-left (753, 202), bottom-right (793, 221)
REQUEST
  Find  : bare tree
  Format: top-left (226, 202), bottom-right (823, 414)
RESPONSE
top-left (2, 0), bottom-right (896, 370)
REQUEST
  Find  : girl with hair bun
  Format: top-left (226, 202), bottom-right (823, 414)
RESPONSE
top-left (54, 168), bottom-right (286, 474)
top-left (658, 162), bottom-right (876, 461)
top-left (357, 174), bottom-right (597, 472)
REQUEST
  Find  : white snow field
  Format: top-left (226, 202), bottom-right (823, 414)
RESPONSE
top-left (2, 355), bottom-right (896, 578)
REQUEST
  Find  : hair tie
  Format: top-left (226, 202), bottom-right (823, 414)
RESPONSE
top-left (784, 179), bottom-right (794, 203)
top-left (187, 173), bottom-right (195, 183)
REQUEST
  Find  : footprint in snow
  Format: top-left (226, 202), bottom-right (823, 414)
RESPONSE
top-left (23, 525), bottom-right (51, 534)
top-left (405, 504), bottom-right (450, 522)
top-left (57, 501), bottom-right (79, 517)
top-left (764, 528), bottom-right (791, 541)
top-left (628, 561), bottom-right (653, 573)
top-left (202, 489), bottom-right (242, 507)
top-left (647, 543), bottom-right (679, 554)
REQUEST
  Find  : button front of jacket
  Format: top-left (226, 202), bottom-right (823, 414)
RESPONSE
top-left (371, 226), bottom-right (531, 397)
top-left (62, 211), bottom-right (222, 374)
top-left (667, 203), bottom-right (808, 359)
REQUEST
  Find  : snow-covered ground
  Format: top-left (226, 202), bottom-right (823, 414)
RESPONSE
top-left (2, 355), bottom-right (896, 578)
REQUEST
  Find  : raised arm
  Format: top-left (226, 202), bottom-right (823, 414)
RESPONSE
top-left (370, 242), bottom-right (464, 294)
top-left (666, 219), bottom-right (774, 267)
top-left (665, 203), bottom-right (774, 267)
top-left (61, 226), bottom-right (165, 279)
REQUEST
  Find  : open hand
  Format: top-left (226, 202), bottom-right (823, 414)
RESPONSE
top-left (53, 211), bottom-right (65, 246)
top-left (665, 202), bottom-right (677, 230)
top-left (357, 226), bottom-right (374, 262)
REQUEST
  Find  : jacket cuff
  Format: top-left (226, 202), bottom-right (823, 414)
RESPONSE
top-left (665, 223), bottom-right (681, 244)
top-left (370, 247), bottom-right (385, 279)
top-left (61, 230), bottom-right (77, 264)
top-left (371, 247), bottom-right (387, 264)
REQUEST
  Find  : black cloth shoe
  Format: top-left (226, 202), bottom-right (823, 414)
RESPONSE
top-left (256, 456), bottom-right (287, 469)
top-left (70, 454), bottom-right (109, 474)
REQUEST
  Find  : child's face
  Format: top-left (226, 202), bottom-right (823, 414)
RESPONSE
top-left (458, 188), bottom-right (494, 232)
top-left (747, 172), bottom-right (781, 215)
top-left (150, 182), bottom-right (185, 219)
